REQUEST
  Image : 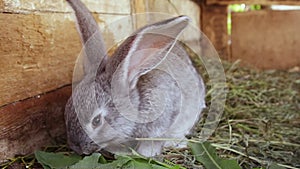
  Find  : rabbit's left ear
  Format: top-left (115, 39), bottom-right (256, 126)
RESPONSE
top-left (67, 0), bottom-right (107, 75)
top-left (112, 16), bottom-right (190, 89)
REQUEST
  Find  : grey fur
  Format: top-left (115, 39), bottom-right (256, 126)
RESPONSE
top-left (65, 0), bottom-right (205, 157)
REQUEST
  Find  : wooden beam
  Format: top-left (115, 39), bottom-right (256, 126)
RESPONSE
top-left (0, 86), bottom-right (71, 162)
top-left (0, 12), bottom-right (134, 107)
top-left (0, 13), bottom-right (80, 106)
top-left (200, 3), bottom-right (229, 59)
top-left (206, 0), bottom-right (300, 5)
top-left (0, 0), bottom-right (131, 14)
top-left (0, 12), bottom-right (132, 161)
top-left (131, 0), bottom-right (200, 29)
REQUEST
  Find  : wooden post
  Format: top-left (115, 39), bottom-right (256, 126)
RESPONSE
top-left (200, 2), bottom-right (229, 59)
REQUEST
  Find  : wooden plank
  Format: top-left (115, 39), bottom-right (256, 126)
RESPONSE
top-left (200, 3), bottom-right (229, 59)
top-left (97, 14), bottom-right (133, 52)
top-left (0, 13), bottom-right (133, 107)
top-left (131, 0), bottom-right (201, 53)
top-left (0, 0), bottom-right (131, 14)
top-left (206, 0), bottom-right (300, 5)
top-left (231, 10), bottom-right (300, 69)
top-left (0, 13), bottom-right (80, 106)
top-left (131, 0), bottom-right (200, 28)
top-left (0, 86), bottom-right (71, 162)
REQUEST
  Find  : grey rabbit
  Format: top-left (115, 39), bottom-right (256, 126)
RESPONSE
top-left (65, 0), bottom-right (205, 157)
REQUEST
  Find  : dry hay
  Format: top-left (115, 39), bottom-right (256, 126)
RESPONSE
top-left (163, 58), bottom-right (300, 169)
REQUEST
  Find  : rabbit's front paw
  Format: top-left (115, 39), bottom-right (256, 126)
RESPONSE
top-left (136, 140), bottom-right (164, 157)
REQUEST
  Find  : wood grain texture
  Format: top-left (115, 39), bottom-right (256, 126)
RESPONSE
top-left (0, 0), bottom-right (131, 14)
top-left (0, 86), bottom-right (71, 162)
top-left (0, 12), bottom-right (132, 107)
top-left (200, 3), bottom-right (229, 59)
top-left (206, 0), bottom-right (300, 5)
top-left (0, 12), bottom-right (132, 161)
top-left (231, 10), bottom-right (300, 69)
top-left (0, 13), bottom-right (80, 106)
top-left (130, 0), bottom-right (201, 55)
top-left (131, 0), bottom-right (200, 28)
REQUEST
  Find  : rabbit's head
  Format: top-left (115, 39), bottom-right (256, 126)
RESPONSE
top-left (65, 73), bottom-right (130, 154)
top-left (65, 0), bottom-right (195, 155)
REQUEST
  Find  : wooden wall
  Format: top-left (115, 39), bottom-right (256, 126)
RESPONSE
top-left (202, 0), bottom-right (300, 70)
top-left (0, 0), bottom-right (200, 161)
top-left (231, 10), bottom-right (300, 69)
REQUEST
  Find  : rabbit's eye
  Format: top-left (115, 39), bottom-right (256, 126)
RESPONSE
top-left (92, 115), bottom-right (102, 127)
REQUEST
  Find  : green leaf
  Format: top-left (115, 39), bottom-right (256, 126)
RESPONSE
top-left (95, 155), bottom-right (132, 169)
top-left (34, 151), bottom-right (81, 169)
top-left (123, 160), bottom-right (153, 169)
top-left (130, 155), bottom-right (176, 169)
top-left (188, 141), bottom-right (242, 169)
top-left (169, 165), bottom-right (181, 169)
top-left (70, 153), bottom-right (101, 169)
top-left (35, 150), bottom-right (181, 169)
top-left (157, 159), bottom-right (183, 169)
top-left (151, 163), bottom-right (174, 169)
top-left (96, 155), bottom-right (172, 169)
top-left (122, 157), bottom-right (170, 169)
top-left (98, 155), bottom-right (108, 164)
top-left (220, 159), bottom-right (242, 169)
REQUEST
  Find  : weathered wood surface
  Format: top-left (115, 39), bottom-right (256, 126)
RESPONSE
top-left (0, 13), bottom-right (80, 107)
top-left (0, 12), bottom-right (135, 107)
top-left (132, 0), bottom-right (200, 27)
top-left (131, 0), bottom-right (201, 50)
top-left (0, 86), bottom-right (70, 162)
top-left (231, 10), bottom-right (300, 69)
top-left (207, 0), bottom-right (300, 5)
top-left (200, 3), bottom-right (229, 59)
top-left (0, 0), bottom-right (131, 14)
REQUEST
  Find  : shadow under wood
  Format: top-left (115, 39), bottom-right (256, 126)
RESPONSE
top-left (0, 86), bottom-right (71, 162)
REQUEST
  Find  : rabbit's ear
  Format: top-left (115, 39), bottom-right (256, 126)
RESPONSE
top-left (67, 0), bottom-right (106, 74)
top-left (113, 16), bottom-right (190, 88)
